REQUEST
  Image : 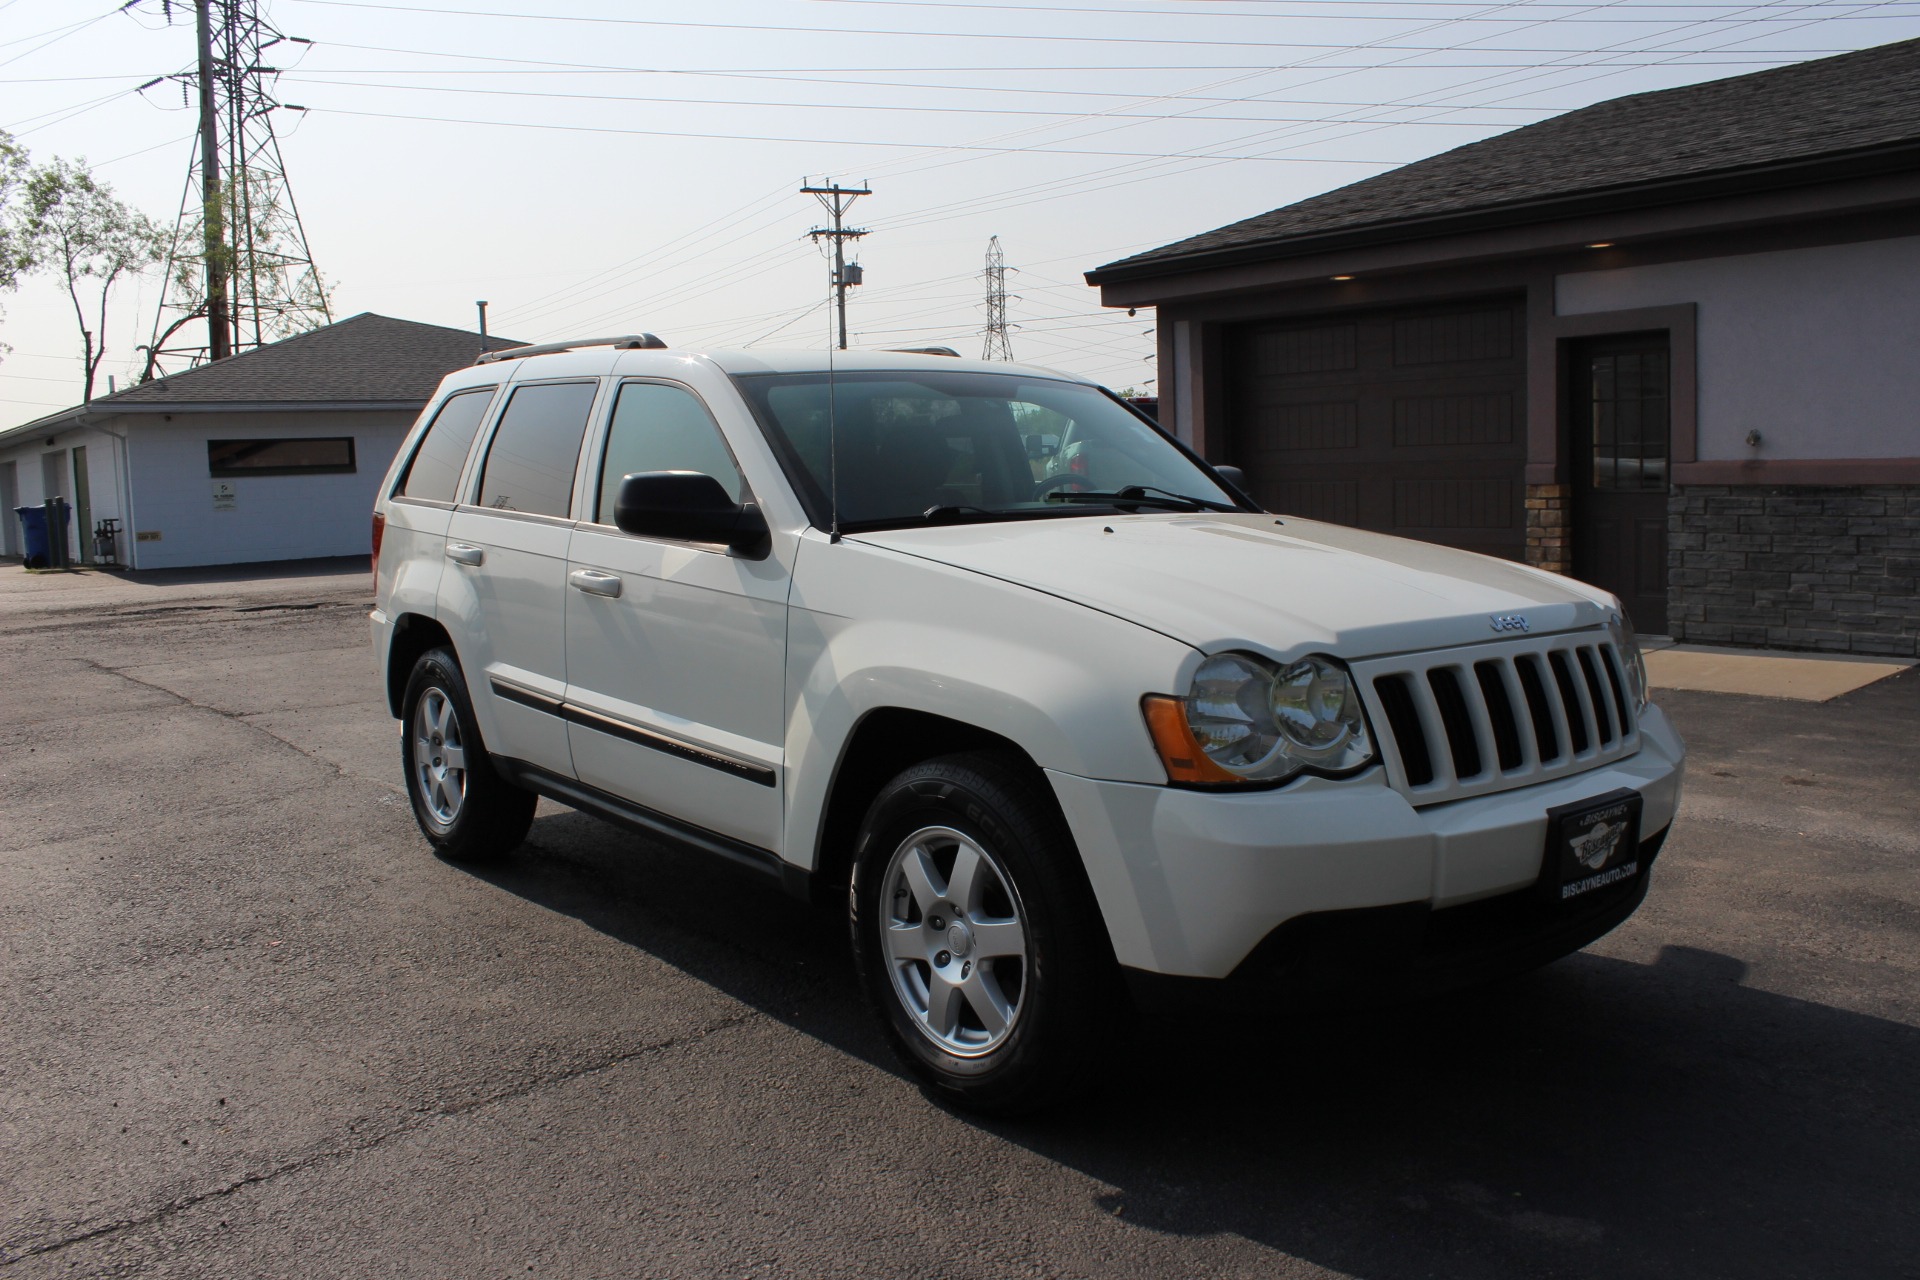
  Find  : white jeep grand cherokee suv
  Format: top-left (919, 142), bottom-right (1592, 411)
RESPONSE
top-left (371, 335), bottom-right (1684, 1113)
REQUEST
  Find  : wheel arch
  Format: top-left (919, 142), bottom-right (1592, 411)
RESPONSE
top-left (807, 707), bottom-right (1044, 907)
top-left (386, 612), bottom-right (456, 718)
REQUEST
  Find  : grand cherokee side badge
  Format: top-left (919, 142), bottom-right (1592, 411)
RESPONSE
top-left (1489, 614), bottom-right (1531, 633)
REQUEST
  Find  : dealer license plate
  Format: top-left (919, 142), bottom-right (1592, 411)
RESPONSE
top-left (1541, 789), bottom-right (1644, 903)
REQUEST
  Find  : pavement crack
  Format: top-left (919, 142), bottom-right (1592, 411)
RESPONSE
top-left (79, 660), bottom-right (360, 785)
top-left (0, 1012), bottom-right (759, 1267)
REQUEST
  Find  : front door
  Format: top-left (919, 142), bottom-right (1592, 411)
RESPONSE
top-left (564, 380), bottom-right (789, 854)
top-left (1571, 334), bottom-right (1671, 631)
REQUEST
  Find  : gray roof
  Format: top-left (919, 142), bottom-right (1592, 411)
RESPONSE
top-left (104, 312), bottom-right (517, 406)
top-left (1090, 37), bottom-right (1920, 283)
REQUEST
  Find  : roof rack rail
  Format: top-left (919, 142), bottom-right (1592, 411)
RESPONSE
top-left (475, 333), bottom-right (667, 365)
top-left (885, 346), bottom-right (961, 358)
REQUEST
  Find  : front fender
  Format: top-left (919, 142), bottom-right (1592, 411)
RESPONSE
top-left (782, 532), bottom-right (1192, 868)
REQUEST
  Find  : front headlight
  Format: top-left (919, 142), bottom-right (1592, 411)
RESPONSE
top-left (1605, 607), bottom-right (1650, 711)
top-left (1144, 651), bottom-right (1376, 786)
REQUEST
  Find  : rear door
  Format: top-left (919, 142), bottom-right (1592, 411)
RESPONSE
top-left (380, 385), bottom-right (498, 616)
top-left (563, 379), bottom-right (790, 852)
top-left (442, 378), bottom-right (602, 778)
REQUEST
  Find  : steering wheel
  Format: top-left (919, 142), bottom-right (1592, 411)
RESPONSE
top-left (1033, 473), bottom-right (1090, 499)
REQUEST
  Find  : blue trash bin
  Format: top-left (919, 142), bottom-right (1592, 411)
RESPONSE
top-left (15, 501), bottom-right (70, 569)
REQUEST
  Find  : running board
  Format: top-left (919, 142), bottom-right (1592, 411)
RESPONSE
top-left (492, 758), bottom-right (812, 900)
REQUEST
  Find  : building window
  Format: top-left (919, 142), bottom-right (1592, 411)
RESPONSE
top-left (207, 437), bottom-right (357, 477)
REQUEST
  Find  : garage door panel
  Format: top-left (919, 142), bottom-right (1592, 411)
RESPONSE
top-left (1229, 298), bottom-right (1526, 560)
top-left (1392, 308), bottom-right (1517, 366)
top-left (1391, 392), bottom-right (1516, 448)
top-left (1252, 323), bottom-right (1358, 374)
top-left (1251, 400), bottom-right (1358, 451)
top-left (1268, 479), bottom-right (1360, 526)
top-left (1393, 476), bottom-right (1519, 530)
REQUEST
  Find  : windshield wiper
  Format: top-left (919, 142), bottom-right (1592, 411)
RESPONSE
top-left (1045, 485), bottom-right (1238, 513)
top-left (921, 504), bottom-right (1000, 524)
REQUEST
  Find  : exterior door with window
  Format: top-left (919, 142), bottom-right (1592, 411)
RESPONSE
top-left (564, 380), bottom-right (790, 853)
top-left (1572, 335), bottom-right (1671, 631)
top-left (442, 378), bottom-right (601, 777)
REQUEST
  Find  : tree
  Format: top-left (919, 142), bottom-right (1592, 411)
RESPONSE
top-left (0, 129), bottom-right (30, 291)
top-left (0, 129), bottom-right (32, 364)
top-left (23, 158), bottom-right (167, 402)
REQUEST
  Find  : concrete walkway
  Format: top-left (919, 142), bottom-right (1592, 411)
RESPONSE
top-left (1642, 637), bottom-right (1913, 702)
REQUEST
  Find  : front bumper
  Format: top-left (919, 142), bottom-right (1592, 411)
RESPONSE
top-left (1046, 703), bottom-right (1685, 981)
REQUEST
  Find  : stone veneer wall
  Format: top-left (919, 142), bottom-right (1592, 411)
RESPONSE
top-left (1525, 483), bottom-right (1570, 575)
top-left (1667, 485), bottom-right (1920, 657)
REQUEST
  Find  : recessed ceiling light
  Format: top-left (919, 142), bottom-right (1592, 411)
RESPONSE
top-left (1331, 274), bottom-right (1354, 281)
top-left (1587, 241), bottom-right (1614, 249)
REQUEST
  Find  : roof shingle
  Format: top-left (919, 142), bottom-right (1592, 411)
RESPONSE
top-left (102, 312), bottom-right (516, 406)
top-left (1092, 37), bottom-right (1920, 281)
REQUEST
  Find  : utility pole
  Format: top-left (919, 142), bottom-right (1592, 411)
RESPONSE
top-left (195, 0), bottom-right (229, 361)
top-left (802, 180), bottom-right (869, 350)
top-left (982, 235), bottom-right (1015, 361)
top-left (144, 0), bottom-right (330, 376)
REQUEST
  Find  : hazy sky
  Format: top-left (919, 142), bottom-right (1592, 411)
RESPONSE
top-left (3, 0), bottom-right (1917, 429)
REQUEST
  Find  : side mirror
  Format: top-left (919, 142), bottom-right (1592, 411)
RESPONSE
top-left (1025, 433), bottom-right (1060, 460)
top-left (1211, 464), bottom-right (1260, 509)
top-left (613, 471), bottom-right (769, 557)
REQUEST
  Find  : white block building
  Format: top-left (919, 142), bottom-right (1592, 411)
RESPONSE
top-left (0, 313), bottom-right (510, 571)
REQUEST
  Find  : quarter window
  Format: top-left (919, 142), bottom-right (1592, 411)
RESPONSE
top-left (398, 388), bottom-right (495, 502)
top-left (476, 381), bottom-right (598, 517)
top-left (595, 382), bottom-right (745, 523)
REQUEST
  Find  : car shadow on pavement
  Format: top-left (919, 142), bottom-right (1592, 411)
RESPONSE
top-left (459, 813), bottom-right (1917, 1280)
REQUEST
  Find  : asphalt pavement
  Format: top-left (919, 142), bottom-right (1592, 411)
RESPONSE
top-left (1, 561), bottom-right (1915, 1279)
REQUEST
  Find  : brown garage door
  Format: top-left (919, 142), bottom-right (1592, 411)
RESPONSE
top-left (1226, 298), bottom-right (1527, 561)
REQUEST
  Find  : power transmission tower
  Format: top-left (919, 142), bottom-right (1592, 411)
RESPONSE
top-left (801, 179), bottom-right (868, 351)
top-left (142, 0), bottom-right (331, 378)
top-left (981, 235), bottom-right (1015, 361)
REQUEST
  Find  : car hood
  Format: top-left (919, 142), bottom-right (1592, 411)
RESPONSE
top-left (851, 513), bottom-right (1617, 657)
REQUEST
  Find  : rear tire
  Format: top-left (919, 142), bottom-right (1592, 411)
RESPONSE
top-left (400, 647), bottom-right (536, 862)
top-left (849, 751), bottom-right (1119, 1115)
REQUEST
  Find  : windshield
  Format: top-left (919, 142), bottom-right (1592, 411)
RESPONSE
top-left (733, 370), bottom-right (1239, 530)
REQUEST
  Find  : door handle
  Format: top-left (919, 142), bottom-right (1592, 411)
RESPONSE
top-left (445, 543), bottom-right (485, 566)
top-left (569, 569), bottom-right (623, 599)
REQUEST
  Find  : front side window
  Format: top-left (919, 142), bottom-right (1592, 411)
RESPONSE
top-left (734, 370), bottom-right (1237, 530)
top-left (595, 382), bottom-right (745, 523)
top-left (476, 381), bottom-right (598, 517)
top-left (398, 387), bottom-right (495, 502)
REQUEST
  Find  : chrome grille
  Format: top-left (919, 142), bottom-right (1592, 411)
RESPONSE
top-left (1353, 633), bottom-right (1640, 806)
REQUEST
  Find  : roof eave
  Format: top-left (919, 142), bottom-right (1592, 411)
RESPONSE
top-left (0, 399), bottom-right (427, 451)
top-left (1086, 137), bottom-right (1920, 288)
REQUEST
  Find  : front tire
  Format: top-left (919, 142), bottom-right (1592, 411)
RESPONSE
top-left (400, 647), bottom-right (536, 862)
top-left (850, 752), bottom-right (1119, 1114)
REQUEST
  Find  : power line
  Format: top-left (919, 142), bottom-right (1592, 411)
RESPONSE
top-left (294, 104), bottom-right (1412, 162)
top-left (277, 0), bottom-right (1867, 53)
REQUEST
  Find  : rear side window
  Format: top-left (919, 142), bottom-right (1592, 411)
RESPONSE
top-left (476, 381), bottom-right (598, 517)
top-left (399, 388), bottom-right (495, 502)
top-left (595, 382), bottom-right (744, 522)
